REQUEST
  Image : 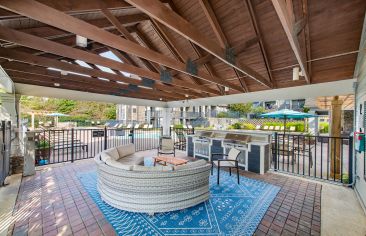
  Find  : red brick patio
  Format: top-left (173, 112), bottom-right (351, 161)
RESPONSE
top-left (7, 157), bottom-right (321, 236)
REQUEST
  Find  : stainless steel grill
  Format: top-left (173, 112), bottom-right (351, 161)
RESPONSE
top-left (192, 131), bottom-right (214, 158)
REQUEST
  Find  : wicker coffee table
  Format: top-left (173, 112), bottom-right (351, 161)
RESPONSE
top-left (154, 156), bottom-right (188, 166)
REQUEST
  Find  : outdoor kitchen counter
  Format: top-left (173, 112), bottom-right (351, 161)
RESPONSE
top-left (187, 130), bottom-right (272, 174)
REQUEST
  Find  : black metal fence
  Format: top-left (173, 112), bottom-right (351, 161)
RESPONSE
top-left (34, 127), bottom-right (162, 166)
top-left (170, 127), bottom-right (194, 151)
top-left (0, 121), bottom-right (11, 185)
top-left (272, 132), bottom-right (353, 184)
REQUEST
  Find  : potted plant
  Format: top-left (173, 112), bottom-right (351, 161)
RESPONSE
top-left (35, 139), bottom-right (52, 165)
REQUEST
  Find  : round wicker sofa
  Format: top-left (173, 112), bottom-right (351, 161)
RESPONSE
top-left (95, 144), bottom-right (211, 214)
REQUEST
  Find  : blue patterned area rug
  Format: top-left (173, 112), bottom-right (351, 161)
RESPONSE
top-left (78, 170), bottom-right (280, 236)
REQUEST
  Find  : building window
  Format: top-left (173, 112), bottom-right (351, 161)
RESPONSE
top-left (133, 108), bottom-right (137, 113)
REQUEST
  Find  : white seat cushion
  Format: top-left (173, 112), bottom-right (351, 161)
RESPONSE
top-left (104, 148), bottom-right (120, 161)
top-left (100, 152), bottom-right (112, 162)
top-left (105, 159), bottom-right (132, 170)
top-left (174, 159), bottom-right (207, 170)
top-left (133, 165), bottom-right (173, 172)
top-left (118, 153), bottom-right (145, 165)
top-left (213, 160), bottom-right (236, 167)
top-left (116, 144), bottom-right (135, 158)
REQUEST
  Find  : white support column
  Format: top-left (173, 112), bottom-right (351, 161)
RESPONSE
top-left (161, 107), bottom-right (172, 136)
top-left (0, 93), bottom-right (20, 126)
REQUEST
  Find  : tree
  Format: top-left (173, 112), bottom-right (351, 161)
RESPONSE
top-left (251, 106), bottom-right (265, 115)
top-left (227, 103), bottom-right (253, 114)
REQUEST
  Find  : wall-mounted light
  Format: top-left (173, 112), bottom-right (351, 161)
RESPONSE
top-left (292, 67), bottom-right (304, 81)
top-left (76, 35), bottom-right (88, 48)
top-left (54, 83), bottom-right (60, 87)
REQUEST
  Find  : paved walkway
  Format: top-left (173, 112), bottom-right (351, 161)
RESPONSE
top-left (1, 150), bottom-right (364, 236)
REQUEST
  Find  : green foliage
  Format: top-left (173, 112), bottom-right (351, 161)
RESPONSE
top-left (36, 140), bottom-right (52, 149)
top-left (174, 124), bottom-right (184, 129)
top-left (216, 111), bottom-right (229, 118)
top-left (251, 106), bottom-right (265, 115)
top-left (228, 122), bottom-right (256, 130)
top-left (20, 96), bottom-right (117, 124)
top-left (231, 122), bottom-right (242, 129)
top-left (242, 123), bottom-right (256, 130)
top-left (227, 103), bottom-right (253, 114)
top-left (56, 99), bottom-right (76, 113)
top-left (263, 121), bottom-right (305, 132)
top-left (319, 122), bottom-right (329, 133)
top-left (105, 106), bottom-right (117, 120)
top-left (303, 107), bottom-right (310, 113)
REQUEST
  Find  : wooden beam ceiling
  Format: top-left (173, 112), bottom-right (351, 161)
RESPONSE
top-left (101, 7), bottom-right (160, 73)
top-left (3, 62), bottom-right (179, 100)
top-left (198, 0), bottom-right (248, 92)
top-left (0, 26), bottom-right (220, 97)
top-left (7, 69), bottom-right (167, 101)
top-left (0, 0), bottom-right (243, 92)
top-left (244, 0), bottom-right (275, 88)
top-left (271, 0), bottom-right (310, 84)
top-left (0, 48), bottom-right (193, 99)
top-left (150, 19), bottom-right (204, 85)
top-left (126, 0), bottom-right (272, 89)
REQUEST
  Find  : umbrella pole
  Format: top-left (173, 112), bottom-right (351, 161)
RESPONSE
top-left (284, 116), bottom-right (287, 136)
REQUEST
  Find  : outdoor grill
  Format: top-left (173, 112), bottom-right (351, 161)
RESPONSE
top-left (222, 133), bottom-right (251, 151)
top-left (192, 131), bottom-right (214, 158)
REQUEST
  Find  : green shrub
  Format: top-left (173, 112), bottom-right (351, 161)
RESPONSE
top-left (174, 124), bottom-right (183, 129)
top-left (241, 123), bottom-right (256, 130)
top-left (319, 122), bottom-right (329, 133)
top-left (217, 111), bottom-right (229, 118)
top-left (231, 122), bottom-right (241, 129)
top-left (36, 140), bottom-right (52, 149)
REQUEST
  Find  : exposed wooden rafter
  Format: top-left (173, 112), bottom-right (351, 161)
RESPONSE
top-left (6, 67), bottom-right (167, 100)
top-left (0, 26), bottom-right (220, 97)
top-left (126, 0), bottom-right (272, 88)
top-left (0, 0), bottom-right (243, 92)
top-left (150, 19), bottom-right (203, 85)
top-left (198, 0), bottom-right (248, 92)
top-left (244, 0), bottom-right (275, 87)
top-left (100, 7), bottom-right (160, 73)
top-left (0, 48), bottom-right (195, 99)
top-left (271, 0), bottom-right (310, 84)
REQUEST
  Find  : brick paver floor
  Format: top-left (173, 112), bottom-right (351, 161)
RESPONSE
top-left (7, 152), bottom-right (321, 236)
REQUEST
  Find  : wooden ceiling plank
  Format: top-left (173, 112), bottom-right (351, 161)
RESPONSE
top-left (0, 0), bottom-right (241, 92)
top-left (245, 0), bottom-right (275, 87)
top-left (0, 0), bottom-right (133, 19)
top-left (193, 37), bottom-right (258, 66)
top-left (126, 0), bottom-right (272, 89)
top-left (198, 0), bottom-right (248, 92)
top-left (271, 0), bottom-right (310, 84)
top-left (150, 19), bottom-right (204, 85)
top-left (101, 7), bottom-right (160, 73)
top-left (0, 26), bottom-right (219, 97)
top-left (0, 47), bottom-right (189, 99)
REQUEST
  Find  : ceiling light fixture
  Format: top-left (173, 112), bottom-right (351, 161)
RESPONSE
top-left (76, 35), bottom-right (88, 48)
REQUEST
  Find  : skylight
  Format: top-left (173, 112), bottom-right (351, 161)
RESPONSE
top-left (100, 51), bottom-right (132, 77)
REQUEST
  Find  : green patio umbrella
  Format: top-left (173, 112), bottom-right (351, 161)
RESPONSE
top-left (260, 109), bottom-right (315, 134)
top-left (46, 112), bottom-right (69, 127)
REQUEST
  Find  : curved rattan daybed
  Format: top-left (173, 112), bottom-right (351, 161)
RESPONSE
top-left (94, 144), bottom-right (211, 214)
